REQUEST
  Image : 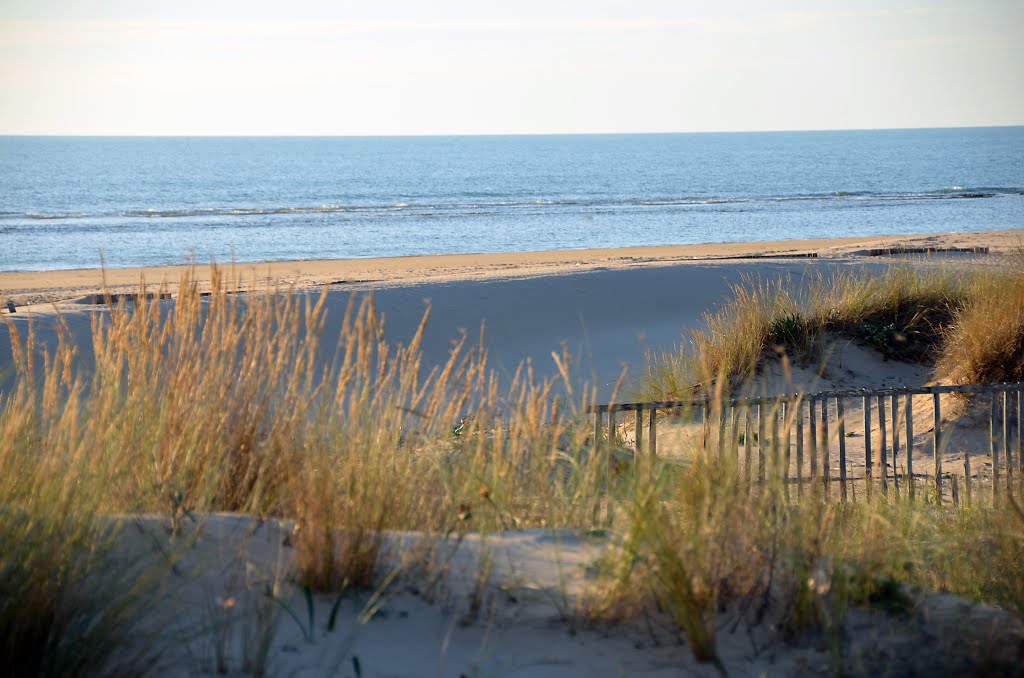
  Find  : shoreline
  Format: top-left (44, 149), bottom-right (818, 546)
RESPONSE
top-left (2, 229), bottom-right (1020, 307)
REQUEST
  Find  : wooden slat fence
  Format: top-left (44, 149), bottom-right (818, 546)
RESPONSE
top-left (590, 382), bottom-right (1024, 503)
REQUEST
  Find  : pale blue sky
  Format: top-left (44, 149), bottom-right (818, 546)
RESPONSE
top-left (1, 0), bottom-right (1021, 135)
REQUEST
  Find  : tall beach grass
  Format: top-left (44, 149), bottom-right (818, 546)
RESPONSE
top-left (645, 260), bottom-right (1024, 400)
top-left (2, 264), bottom-right (1023, 674)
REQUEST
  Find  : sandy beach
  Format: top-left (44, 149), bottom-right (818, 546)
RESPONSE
top-left (2, 230), bottom-right (1019, 307)
top-left (2, 230), bottom-right (1019, 402)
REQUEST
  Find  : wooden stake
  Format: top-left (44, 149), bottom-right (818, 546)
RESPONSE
top-left (891, 392), bottom-right (900, 492)
top-left (635, 408), bottom-right (644, 455)
top-left (648, 408), bottom-right (658, 458)
top-left (933, 392), bottom-right (942, 500)
top-left (701, 401), bottom-right (708, 454)
top-left (877, 394), bottom-right (888, 494)
top-left (758, 402), bottom-right (767, 482)
top-left (821, 398), bottom-right (830, 498)
top-left (1004, 391), bottom-right (1013, 493)
top-left (905, 394), bottom-right (914, 498)
top-left (809, 397), bottom-right (818, 484)
top-left (718, 402), bottom-right (728, 461)
top-left (965, 451), bottom-right (972, 506)
top-left (1011, 391), bottom-right (1019, 475)
top-left (837, 397), bottom-right (848, 502)
top-left (771, 401), bottom-right (780, 486)
top-left (744, 405), bottom-right (753, 488)
top-left (796, 402), bottom-right (804, 498)
top-left (731, 405), bottom-right (740, 465)
top-left (782, 400), bottom-right (791, 498)
top-left (864, 395), bottom-right (873, 496)
top-left (991, 394), bottom-right (1000, 504)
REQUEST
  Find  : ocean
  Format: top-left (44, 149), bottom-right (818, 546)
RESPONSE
top-left (1, 128), bottom-right (1021, 272)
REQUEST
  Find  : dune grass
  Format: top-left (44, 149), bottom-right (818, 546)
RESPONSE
top-left (0, 267), bottom-right (612, 597)
top-left (585, 442), bottom-right (1024, 673)
top-left (0, 322), bottom-right (173, 676)
top-left (2, 264), bottom-right (1023, 675)
top-left (645, 261), bottom-right (1023, 401)
top-left (935, 267), bottom-right (1024, 385)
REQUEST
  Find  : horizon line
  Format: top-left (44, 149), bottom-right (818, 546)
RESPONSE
top-left (2, 123), bottom-right (1023, 139)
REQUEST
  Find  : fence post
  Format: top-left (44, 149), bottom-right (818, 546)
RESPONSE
top-left (701, 401), bottom-right (708, 455)
top-left (864, 394), bottom-right (873, 497)
top-left (837, 397), bottom-right (847, 502)
top-left (1004, 390), bottom-right (1013, 494)
top-left (821, 398), bottom-right (830, 498)
top-left (758, 401), bottom-right (767, 482)
top-left (877, 395), bottom-right (888, 495)
top-left (635, 407), bottom-right (644, 455)
top-left (718, 401), bottom-right (728, 462)
top-left (795, 401), bottom-right (804, 498)
top-left (744, 405), bottom-right (753, 488)
top-left (809, 397), bottom-right (818, 487)
top-left (965, 446), bottom-right (972, 506)
top-left (1018, 388), bottom-right (1023, 476)
top-left (731, 404), bottom-right (740, 466)
top-left (648, 408), bottom-right (658, 458)
top-left (933, 392), bottom-right (942, 501)
top-left (905, 394), bottom-right (914, 498)
top-left (991, 394), bottom-right (1000, 504)
top-left (771, 400), bottom-right (780, 489)
top-left (782, 399), bottom-right (792, 499)
top-left (891, 392), bottom-right (900, 492)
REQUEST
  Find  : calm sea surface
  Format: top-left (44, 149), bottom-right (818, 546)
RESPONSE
top-left (1, 128), bottom-right (1021, 271)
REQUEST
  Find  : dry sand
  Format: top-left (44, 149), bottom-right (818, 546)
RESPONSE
top-left (126, 513), bottom-right (1023, 677)
top-left (2, 229), bottom-right (1020, 307)
top-left (1, 230), bottom-right (1019, 401)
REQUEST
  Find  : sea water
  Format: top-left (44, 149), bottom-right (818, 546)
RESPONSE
top-left (1, 127), bottom-right (1021, 271)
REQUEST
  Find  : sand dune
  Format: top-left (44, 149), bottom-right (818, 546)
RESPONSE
top-left (121, 513), bottom-right (1023, 677)
top-left (4, 230), bottom-right (1022, 675)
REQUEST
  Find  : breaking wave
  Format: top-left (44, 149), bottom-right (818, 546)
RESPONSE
top-left (6, 186), bottom-right (1020, 222)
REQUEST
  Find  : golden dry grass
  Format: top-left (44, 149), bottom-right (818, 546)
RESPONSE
top-left (646, 262), bottom-right (1022, 401)
top-left (2, 264), bottom-right (1023, 675)
top-left (935, 268), bottom-right (1024, 384)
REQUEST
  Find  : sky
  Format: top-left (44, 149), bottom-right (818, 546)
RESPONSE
top-left (0, 0), bottom-right (1021, 135)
